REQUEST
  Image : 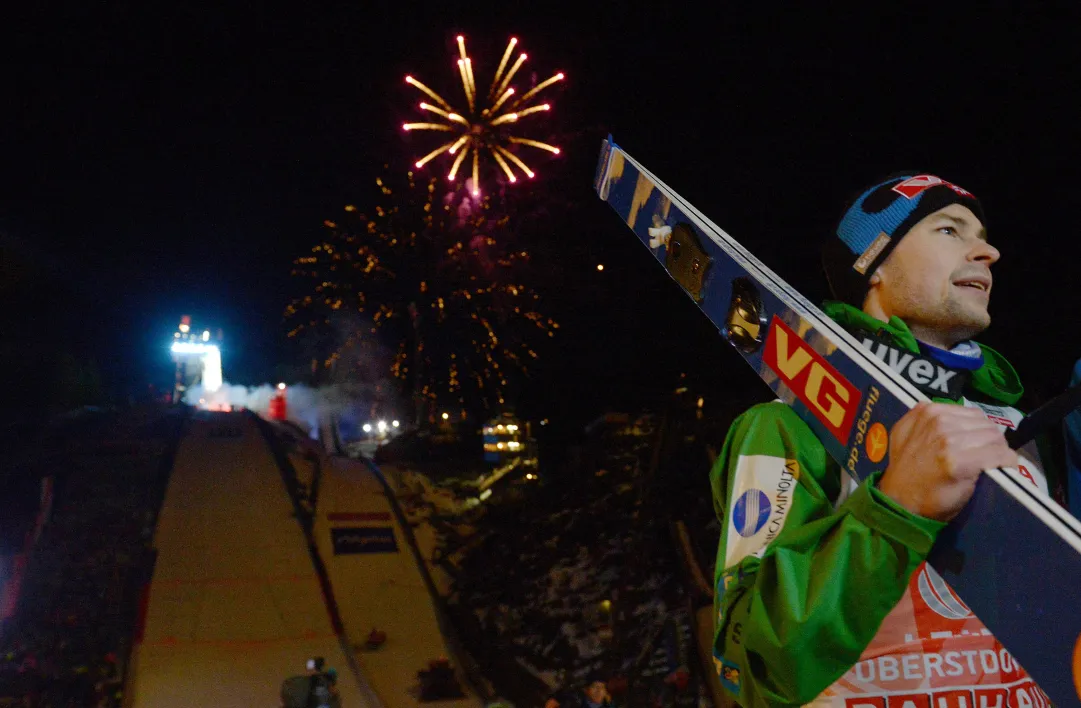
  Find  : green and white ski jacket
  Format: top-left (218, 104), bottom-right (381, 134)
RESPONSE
top-left (711, 302), bottom-right (1051, 708)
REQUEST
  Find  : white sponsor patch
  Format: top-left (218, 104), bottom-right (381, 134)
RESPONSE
top-left (963, 398), bottom-right (1023, 431)
top-left (726, 454), bottom-right (799, 566)
top-left (963, 399), bottom-right (1048, 495)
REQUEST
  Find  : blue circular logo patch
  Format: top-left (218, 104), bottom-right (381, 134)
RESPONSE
top-left (732, 489), bottom-right (771, 538)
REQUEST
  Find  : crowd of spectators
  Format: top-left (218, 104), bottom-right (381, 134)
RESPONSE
top-left (387, 407), bottom-right (718, 708)
top-left (0, 406), bottom-right (179, 707)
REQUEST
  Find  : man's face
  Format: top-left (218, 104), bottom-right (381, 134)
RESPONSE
top-left (585, 682), bottom-right (607, 704)
top-left (868, 203), bottom-right (1000, 347)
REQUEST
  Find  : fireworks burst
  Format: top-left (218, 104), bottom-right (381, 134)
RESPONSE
top-left (286, 171), bottom-right (558, 421)
top-left (402, 35), bottom-right (564, 195)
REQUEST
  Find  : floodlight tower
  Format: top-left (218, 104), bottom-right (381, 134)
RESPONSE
top-left (170, 315), bottom-right (224, 403)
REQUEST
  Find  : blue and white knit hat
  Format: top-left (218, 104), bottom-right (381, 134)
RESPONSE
top-left (822, 173), bottom-right (985, 305)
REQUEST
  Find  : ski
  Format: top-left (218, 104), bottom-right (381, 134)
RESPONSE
top-left (594, 136), bottom-right (1081, 706)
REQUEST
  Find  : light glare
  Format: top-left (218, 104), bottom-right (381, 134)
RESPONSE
top-left (171, 342), bottom-right (220, 355)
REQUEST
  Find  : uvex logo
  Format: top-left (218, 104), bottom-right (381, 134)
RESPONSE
top-left (763, 317), bottom-right (860, 444)
top-left (861, 338), bottom-right (961, 397)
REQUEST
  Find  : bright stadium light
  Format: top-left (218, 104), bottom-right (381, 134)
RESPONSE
top-left (362, 423), bottom-right (372, 433)
top-left (171, 342), bottom-right (220, 355)
top-left (201, 346), bottom-right (222, 393)
top-left (377, 420), bottom-right (387, 432)
top-left (277, 382), bottom-right (286, 390)
top-left (392, 420), bottom-right (400, 428)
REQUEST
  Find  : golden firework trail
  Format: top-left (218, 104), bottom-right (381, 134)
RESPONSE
top-left (287, 173), bottom-right (559, 416)
top-left (402, 35), bottom-right (564, 195)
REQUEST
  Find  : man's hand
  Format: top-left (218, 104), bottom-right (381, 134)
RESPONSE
top-left (878, 402), bottom-right (1019, 522)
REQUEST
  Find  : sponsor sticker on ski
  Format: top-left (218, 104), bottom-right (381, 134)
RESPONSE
top-left (847, 385), bottom-right (884, 475)
top-left (866, 423), bottom-right (888, 463)
top-left (763, 317), bottom-right (860, 445)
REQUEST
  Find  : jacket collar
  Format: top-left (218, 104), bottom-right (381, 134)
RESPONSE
top-left (821, 301), bottom-right (1023, 405)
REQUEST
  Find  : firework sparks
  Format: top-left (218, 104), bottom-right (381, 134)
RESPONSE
top-left (286, 171), bottom-right (558, 419)
top-left (402, 35), bottom-right (563, 195)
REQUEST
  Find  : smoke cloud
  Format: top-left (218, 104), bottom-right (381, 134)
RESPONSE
top-left (182, 381), bottom-right (400, 442)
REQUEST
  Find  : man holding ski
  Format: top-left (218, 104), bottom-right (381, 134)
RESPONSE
top-left (711, 175), bottom-right (1054, 707)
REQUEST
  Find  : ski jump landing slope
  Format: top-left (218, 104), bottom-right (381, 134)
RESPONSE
top-left (128, 411), bottom-right (373, 708)
top-left (313, 430), bottom-right (480, 708)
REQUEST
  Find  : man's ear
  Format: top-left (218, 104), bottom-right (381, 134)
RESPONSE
top-left (860, 268), bottom-right (884, 314)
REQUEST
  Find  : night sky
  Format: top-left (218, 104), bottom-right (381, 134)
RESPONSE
top-left (2, 3), bottom-right (1080, 430)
